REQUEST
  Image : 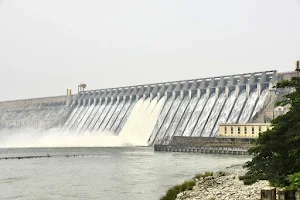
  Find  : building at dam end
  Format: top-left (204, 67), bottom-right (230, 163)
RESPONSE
top-left (0, 69), bottom-right (297, 146)
top-left (218, 123), bottom-right (272, 138)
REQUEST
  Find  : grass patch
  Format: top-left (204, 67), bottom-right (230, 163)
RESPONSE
top-left (239, 175), bottom-right (257, 185)
top-left (243, 178), bottom-right (257, 185)
top-left (160, 172), bottom-right (214, 200)
top-left (194, 173), bottom-right (203, 179)
top-left (194, 172), bottom-right (214, 179)
top-left (204, 172), bottom-right (213, 177)
top-left (159, 180), bottom-right (196, 200)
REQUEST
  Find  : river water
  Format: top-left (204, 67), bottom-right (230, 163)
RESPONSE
top-left (0, 147), bottom-right (250, 200)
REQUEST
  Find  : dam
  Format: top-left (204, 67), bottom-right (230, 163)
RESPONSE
top-left (0, 70), bottom-right (292, 146)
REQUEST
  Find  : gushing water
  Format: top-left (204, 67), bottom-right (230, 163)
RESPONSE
top-left (227, 90), bottom-right (247, 123)
top-left (92, 102), bottom-right (112, 131)
top-left (162, 97), bottom-right (190, 144)
top-left (105, 101), bottom-right (125, 131)
top-left (211, 91), bottom-right (236, 136)
top-left (86, 104), bottom-right (106, 132)
top-left (251, 89), bottom-right (269, 118)
top-left (238, 90), bottom-right (258, 123)
top-left (118, 97), bottom-right (164, 146)
top-left (192, 93), bottom-right (217, 137)
top-left (80, 104), bottom-right (100, 132)
top-left (173, 96), bottom-right (199, 137)
top-left (0, 129), bottom-right (135, 148)
top-left (155, 97), bottom-right (181, 144)
top-left (115, 101), bottom-right (136, 134)
top-left (98, 102), bottom-right (118, 131)
top-left (182, 95), bottom-right (207, 137)
top-left (65, 105), bottom-right (84, 131)
top-left (201, 92), bottom-right (226, 137)
top-left (72, 105), bottom-right (89, 131)
top-left (75, 103), bottom-right (95, 132)
top-left (149, 97), bottom-right (173, 145)
top-left (110, 100), bottom-right (132, 133)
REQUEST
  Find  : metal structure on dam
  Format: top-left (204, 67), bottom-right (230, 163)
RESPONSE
top-left (0, 70), bottom-right (288, 145)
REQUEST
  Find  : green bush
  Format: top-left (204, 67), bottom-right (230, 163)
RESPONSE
top-left (194, 172), bottom-right (213, 179)
top-left (243, 178), bottom-right (257, 185)
top-left (286, 172), bottom-right (300, 192)
top-left (183, 180), bottom-right (196, 190)
top-left (160, 180), bottom-right (196, 200)
top-left (194, 173), bottom-right (203, 179)
top-left (204, 172), bottom-right (213, 177)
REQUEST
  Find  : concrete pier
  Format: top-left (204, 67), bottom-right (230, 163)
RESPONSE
top-left (154, 144), bottom-right (249, 155)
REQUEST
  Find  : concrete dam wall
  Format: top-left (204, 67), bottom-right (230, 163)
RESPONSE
top-left (0, 70), bottom-right (280, 146)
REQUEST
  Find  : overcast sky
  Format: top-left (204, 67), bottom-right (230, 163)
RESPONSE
top-left (0, 0), bottom-right (299, 101)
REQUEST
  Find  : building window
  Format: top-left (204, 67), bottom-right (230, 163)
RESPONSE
top-left (231, 126), bottom-right (234, 134)
top-left (252, 126), bottom-right (255, 134)
top-left (244, 127), bottom-right (247, 134)
top-left (225, 127), bottom-right (227, 134)
top-left (259, 126), bottom-right (262, 133)
top-left (238, 127), bottom-right (241, 134)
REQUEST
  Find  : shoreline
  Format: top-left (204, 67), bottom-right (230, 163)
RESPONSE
top-left (174, 164), bottom-right (270, 200)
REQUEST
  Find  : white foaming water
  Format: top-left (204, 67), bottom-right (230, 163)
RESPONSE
top-left (174, 96), bottom-right (199, 137)
top-left (80, 104), bottom-right (100, 132)
top-left (75, 103), bottom-right (96, 132)
top-left (238, 90), bottom-right (258, 123)
top-left (211, 91), bottom-right (236, 136)
top-left (92, 102), bottom-right (112, 131)
top-left (182, 95), bottom-right (207, 137)
top-left (70, 105), bottom-right (87, 130)
top-left (118, 97), bottom-right (163, 146)
top-left (71, 105), bottom-right (90, 131)
top-left (251, 89), bottom-right (269, 118)
top-left (115, 100), bottom-right (137, 134)
top-left (0, 129), bottom-right (137, 148)
top-left (146, 97), bottom-right (165, 145)
top-left (66, 105), bottom-right (84, 131)
top-left (201, 92), bottom-right (226, 137)
top-left (98, 102), bottom-right (118, 131)
top-left (117, 98), bottom-right (145, 144)
top-left (162, 96), bottom-right (190, 144)
top-left (227, 90), bottom-right (247, 123)
top-left (0, 96), bottom-right (165, 148)
top-left (105, 101), bottom-right (125, 131)
top-left (192, 93), bottom-right (217, 137)
top-left (130, 97), bottom-right (164, 145)
top-left (149, 97), bottom-right (173, 145)
top-left (155, 97), bottom-right (181, 144)
top-left (86, 104), bottom-right (106, 132)
top-left (111, 100), bottom-right (132, 133)
top-left (63, 105), bottom-right (79, 129)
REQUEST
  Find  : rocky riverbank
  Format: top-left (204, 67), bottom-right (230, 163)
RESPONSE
top-left (175, 164), bottom-right (270, 200)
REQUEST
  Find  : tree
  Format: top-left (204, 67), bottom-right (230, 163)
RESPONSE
top-left (244, 76), bottom-right (300, 194)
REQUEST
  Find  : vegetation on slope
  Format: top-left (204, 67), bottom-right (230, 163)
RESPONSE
top-left (159, 172), bottom-right (214, 200)
top-left (244, 76), bottom-right (300, 195)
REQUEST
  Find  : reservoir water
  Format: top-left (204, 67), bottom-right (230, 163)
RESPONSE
top-left (0, 147), bottom-right (250, 200)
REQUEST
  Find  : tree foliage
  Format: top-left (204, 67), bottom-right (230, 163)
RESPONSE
top-left (244, 77), bottom-right (300, 189)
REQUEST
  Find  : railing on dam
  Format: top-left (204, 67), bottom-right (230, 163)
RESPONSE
top-left (75, 70), bottom-right (278, 105)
